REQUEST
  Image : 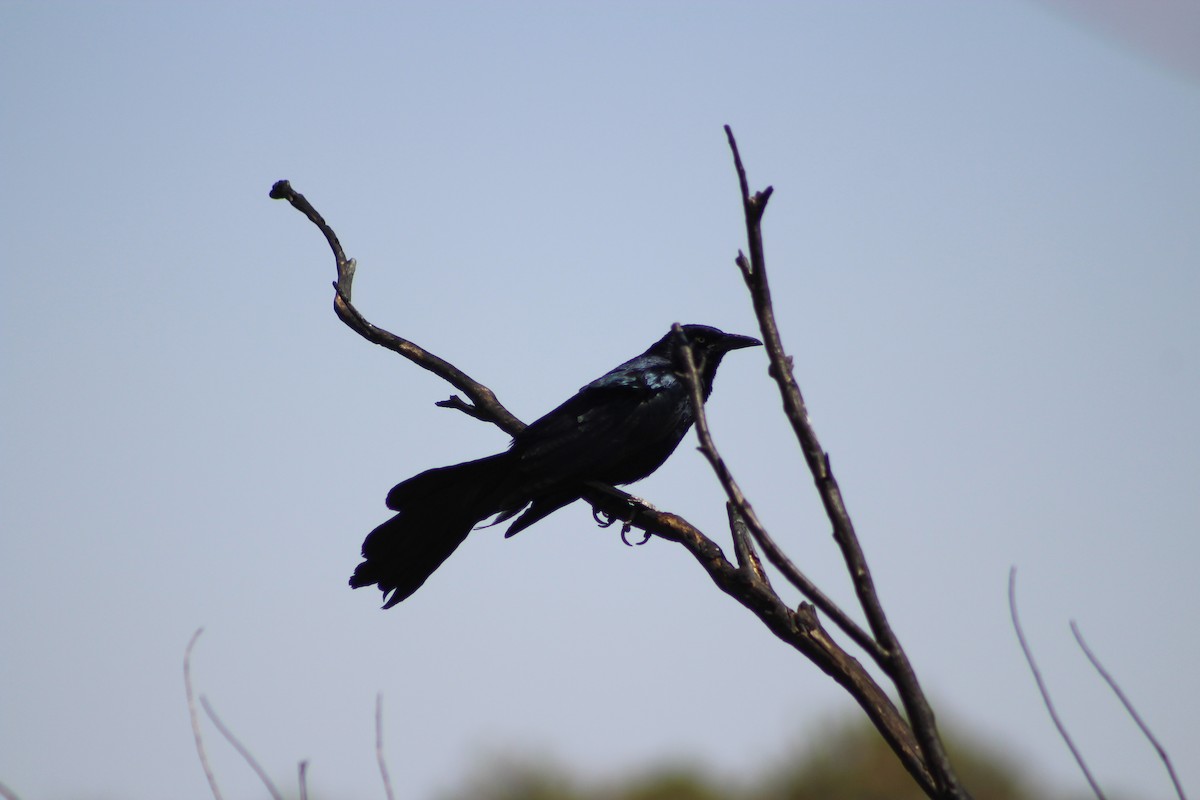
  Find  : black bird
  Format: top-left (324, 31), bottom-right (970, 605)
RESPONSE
top-left (350, 324), bottom-right (761, 607)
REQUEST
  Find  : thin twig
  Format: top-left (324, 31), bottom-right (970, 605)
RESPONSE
top-left (1071, 622), bottom-right (1188, 800)
top-left (0, 780), bottom-right (21, 800)
top-left (200, 696), bottom-right (285, 800)
top-left (670, 324), bottom-right (884, 662)
top-left (184, 628), bottom-right (224, 800)
top-left (1008, 569), bottom-right (1108, 800)
top-left (376, 693), bottom-right (397, 800)
top-left (299, 760), bottom-right (310, 800)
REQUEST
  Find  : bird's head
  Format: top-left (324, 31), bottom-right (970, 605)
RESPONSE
top-left (667, 323), bottom-right (762, 398)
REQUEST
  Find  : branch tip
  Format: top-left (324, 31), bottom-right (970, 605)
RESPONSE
top-left (751, 186), bottom-right (774, 219)
top-left (735, 252), bottom-right (753, 280)
top-left (795, 602), bottom-right (819, 629)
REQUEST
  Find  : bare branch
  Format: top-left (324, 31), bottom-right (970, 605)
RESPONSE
top-left (1008, 569), bottom-right (1108, 800)
top-left (1071, 622), bottom-right (1188, 800)
top-left (727, 503), bottom-right (771, 589)
top-left (723, 126), bottom-right (964, 799)
top-left (184, 628), bottom-right (224, 800)
top-left (200, 696), bottom-right (285, 800)
top-left (0, 780), bottom-right (22, 800)
top-left (270, 179), bottom-right (525, 436)
top-left (376, 693), bottom-right (397, 800)
top-left (644, 499), bottom-right (937, 795)
top-left (299, 760), bottom-right (310, 800)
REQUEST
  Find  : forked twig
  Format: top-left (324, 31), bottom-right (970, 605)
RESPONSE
top-left (726, 503), bottom-right (771, 588)
top-left (376, 693), bottom-right (397, 800)
top-left (1071, 622), bottom-right (1188, 800)
top-left (1008, 569), bottom-right (1108, 800)
top-left (184, 629), bottom-right (224, 800)
top-left (670, 324), bottom-right (883, 661)
top-left (664, 326), bottom-right (936, 795)
top-left (200, 696), bottom-right (285, 800)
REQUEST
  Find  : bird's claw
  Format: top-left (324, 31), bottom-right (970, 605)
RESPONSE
top-left (593, 502), bottom-right (652, 545)
top-left (620, 522), bottom-right (652, 547)
top-left (619, 497), bottom-right (655, 546)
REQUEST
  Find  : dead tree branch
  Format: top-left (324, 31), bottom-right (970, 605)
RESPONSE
top-left (270, 180), bottom-right (524, 436)
top-left (722, 126), bottom-right (964, 799)
top-left (270, 130), bottom-right (979, 797)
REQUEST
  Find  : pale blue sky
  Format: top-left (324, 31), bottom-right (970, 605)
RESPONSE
top-left (2, 3), bottom-right (1198, 799)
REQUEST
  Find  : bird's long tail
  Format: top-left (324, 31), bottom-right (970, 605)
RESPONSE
top-left (349, 453), bottom-right (512, 607)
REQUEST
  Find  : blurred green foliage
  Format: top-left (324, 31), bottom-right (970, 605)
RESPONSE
top-left (431, 718), bottom-right (1097, 800)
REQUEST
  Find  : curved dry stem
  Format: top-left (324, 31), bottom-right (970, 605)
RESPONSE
top-left (200, 696), bottom-right (285, 800)
top-left (1071, 622), bottom-right (1188, 800)
top-left (375, 693), bottom-right (397, 800)
top-left (184, 629), bottom-right (224, 800)
top-left (299, 760), bottom-right (310, 800)
top-left (1008, 570), bottom-right (1108, 800)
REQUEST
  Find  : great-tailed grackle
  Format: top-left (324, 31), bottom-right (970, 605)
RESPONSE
top-left (350, 324), bottom-right (761, 607)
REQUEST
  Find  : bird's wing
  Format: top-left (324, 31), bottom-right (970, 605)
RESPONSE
top-left (510, 365), bottom-right (692, 487)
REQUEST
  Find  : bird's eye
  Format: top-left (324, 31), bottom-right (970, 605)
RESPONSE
top-left (693, 335), bottom-right (706, 345)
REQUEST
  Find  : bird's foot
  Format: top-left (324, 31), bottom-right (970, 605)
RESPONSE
top-left (592, 496), bottom-right (656, 546)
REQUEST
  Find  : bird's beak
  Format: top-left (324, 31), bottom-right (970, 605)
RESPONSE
top-left (718, 332), bottom-right (763, 352)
